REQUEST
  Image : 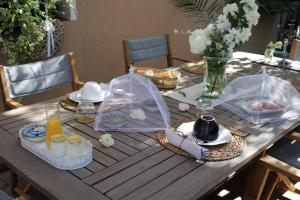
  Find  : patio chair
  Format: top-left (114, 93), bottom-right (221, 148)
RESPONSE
top-left (256, 131), bottom-right (300, 200)
top-left (0, 52), bottom-right (84, 110)
top-left (290, 39), bottom-right (300, 61)
top-left (122, 34), bottom-right (192, 73)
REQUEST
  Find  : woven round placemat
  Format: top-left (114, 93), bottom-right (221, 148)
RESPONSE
top-left (156, 124), bottom-right (247, 161)
top-left (59, 95), bottom-right (101, 112)
top-left (291, 79), bottom-right (300, 93)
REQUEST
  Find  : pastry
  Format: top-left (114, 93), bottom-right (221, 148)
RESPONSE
top-left (249, 102), bottom-right (263, 111)
top-left (273, 100), bottom-right (286, 108)
top-left (50, 134), bottom-right (66, 157)
top-left (262, 101), bottom-right (281, 110)
top-left (144, 70), bottom-right (154, 76)
top-left (159, 71), bottom-right (173, 78)
top-left (66, 134), bottom-right (85, 157)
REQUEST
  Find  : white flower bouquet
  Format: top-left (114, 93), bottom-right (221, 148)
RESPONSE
top-left (188, 0), bottom-right (260, 98)
top-left (189, 0), bottom-right (260, 58)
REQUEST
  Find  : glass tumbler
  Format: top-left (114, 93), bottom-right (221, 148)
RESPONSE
top-left (196, 97), bottom-right (214, 118)
top-left (77, 100), bottom-right (95, 123)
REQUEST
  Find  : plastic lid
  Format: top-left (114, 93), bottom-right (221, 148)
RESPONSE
top-left (51, 134), bottom-right (66, 143)
top-left (67, 134), bottom-right (83, 144)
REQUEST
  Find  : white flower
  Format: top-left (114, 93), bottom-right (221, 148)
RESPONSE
top-left (239, 28), bottom-right (252, 43)
top-left (216, 15), bottom-right (231, 32)
top-left (189, 29), bottom-right (211, 54)
top-left (223, 3), bottom-right (238, 17)
top-left (187, 0), bottom-right (259, 56)
top-left (245, 10), bottom-right (260, 26)
top-left (99, 134), bottom-right (115, 147)
top-left (130, 108), bottom-right (146, 120)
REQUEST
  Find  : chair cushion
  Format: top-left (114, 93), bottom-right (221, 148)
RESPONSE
top-left (267, 138), bottom-right (300, 169)
top-left (128, 35), bottom-right (169, 63)
top-left (4, 55), bottom-right (72, 98)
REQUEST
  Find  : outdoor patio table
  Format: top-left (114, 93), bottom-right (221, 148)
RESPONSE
top-left (0, 52), bottom-right (299, 200)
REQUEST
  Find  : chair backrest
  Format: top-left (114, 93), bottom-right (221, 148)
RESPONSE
top-left (290, 39), bottom-right (300, 61)
top-left (123, 34), bottom-right (171, 73)
top-left (0, 54), bottom-right (73, 99)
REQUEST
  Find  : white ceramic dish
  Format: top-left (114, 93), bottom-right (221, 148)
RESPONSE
top-left (176, 122), bottom-right (232, 146)
top-left (102, 113), bottom-right (126, 128)
top-left (143, 99), bottom-right (159, 112)
top-left (192, 125), bottom-right (232, 146)
top-left (69, 90), bottom-right (104, 103)
top-left (241, 99), bottom-right (289, 115)
top-left (19, 123), bottom-right (93, 170)
top-left (21, 124), bottom-right (46, 142)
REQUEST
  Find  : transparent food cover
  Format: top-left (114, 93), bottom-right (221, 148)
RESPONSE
top-left (213, 71), bottom-right (300, 125)
top-left (94, 70), bottom-right (170, 132)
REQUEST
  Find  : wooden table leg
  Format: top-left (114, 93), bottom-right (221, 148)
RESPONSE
top-left (10, 172), bottom-right (17, 195)
top-left (243, 157), bottom-right (268, 199)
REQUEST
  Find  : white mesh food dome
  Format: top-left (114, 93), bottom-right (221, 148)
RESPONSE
top-left (94, 71), bottom-right (170, 132)
top-left (213, 71), bottom-right (300, 124)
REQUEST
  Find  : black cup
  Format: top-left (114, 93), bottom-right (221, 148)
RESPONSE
top-left (193, 115), bottom-right (219, 143)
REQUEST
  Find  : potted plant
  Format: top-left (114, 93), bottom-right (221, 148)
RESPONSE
top-left (0, 0), bottom-right (71, 65)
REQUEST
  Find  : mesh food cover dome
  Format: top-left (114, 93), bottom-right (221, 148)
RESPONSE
top-left (94, 70), bottom-right (170, 132)
top-left (213, 71), bottom-right (300, 125)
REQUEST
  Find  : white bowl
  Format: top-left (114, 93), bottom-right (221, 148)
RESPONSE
top-left (81, 82), bottom-right (105, 101)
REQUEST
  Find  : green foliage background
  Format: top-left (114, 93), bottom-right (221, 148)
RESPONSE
top-left (0, 0), bottom-right (69, 64)
top-left (174, 0), bottom-right (300, 24)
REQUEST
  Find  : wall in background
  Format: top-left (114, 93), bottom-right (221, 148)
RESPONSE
top-left (0, 0), bottom-right (281, 111)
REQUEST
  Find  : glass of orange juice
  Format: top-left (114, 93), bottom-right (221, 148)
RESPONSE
top-left (45, 104), bottom-right (63, 149)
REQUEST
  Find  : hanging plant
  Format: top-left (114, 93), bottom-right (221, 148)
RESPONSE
top-left (0, 0), bottom-right (71, 65)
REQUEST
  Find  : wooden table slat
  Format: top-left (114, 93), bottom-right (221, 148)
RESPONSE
top-left (83, 145), bottom-right (164, 185)
top-left (93, 149), bottom-right (175, 193)
top-left (106, 154), bottom-right (188, 200)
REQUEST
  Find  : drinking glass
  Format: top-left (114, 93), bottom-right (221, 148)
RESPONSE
top-left (45, 103), bottom-right (63, 149)
top-left (77, 100), bottom-right (95, 123)
top-left (196, 97), bottom-right (214, 118)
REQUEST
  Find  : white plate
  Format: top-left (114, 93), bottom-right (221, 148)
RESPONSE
top-left (19, 123), bottom-right (93, 170)
top-left (192, 125), bottom-right (232, 146)
top-left (69, 90), bottom-right (104, 103)
top-left (176, 122), bottom-right (232, 146)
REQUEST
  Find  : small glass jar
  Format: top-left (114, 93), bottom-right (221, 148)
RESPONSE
top-left (66, 134), bottom-right (85, 157)
top-left (76, 100), bottom-right (95, 123)
top-left (264, 48), bottom-right (274, 64)
top-left (196, 97), bottom-right (214, 118)
top-left (50, 134), bottom-right (66, 157)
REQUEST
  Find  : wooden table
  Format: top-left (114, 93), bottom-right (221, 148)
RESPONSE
top-left (0, 52), bottom-right (299, 200)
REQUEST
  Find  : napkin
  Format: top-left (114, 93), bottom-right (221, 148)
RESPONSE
top-left (165, 129), bottom-right (209, 160)
top-left (163, 83), bottom-right (204, 105)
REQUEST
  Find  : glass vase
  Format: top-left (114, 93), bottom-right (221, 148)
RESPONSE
top-left (201, 57), bottom-right (229, 99)
top-left (264, 48), bottom-right (274, 64)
